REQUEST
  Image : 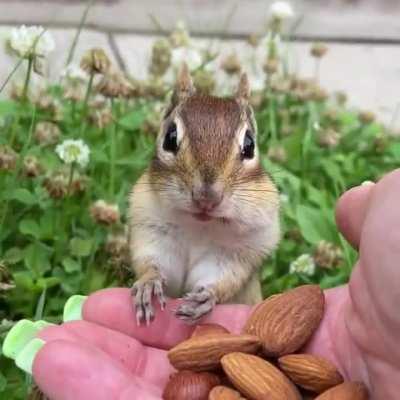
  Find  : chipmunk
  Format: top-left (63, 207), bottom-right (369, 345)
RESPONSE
top-left (129, 65), bottom-right (280, 324)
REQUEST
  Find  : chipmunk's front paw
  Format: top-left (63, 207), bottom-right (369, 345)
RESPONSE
top-left (132, 278), bottom-right (166, 325)
top-left (175, 287), bottom-right (216, 324)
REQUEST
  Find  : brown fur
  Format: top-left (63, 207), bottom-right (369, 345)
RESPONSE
top-left (180, 95), bottom-right (241, 172)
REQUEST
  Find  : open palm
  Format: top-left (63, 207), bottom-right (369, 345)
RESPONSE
top-left (33, 170), bottom-right (400, 399)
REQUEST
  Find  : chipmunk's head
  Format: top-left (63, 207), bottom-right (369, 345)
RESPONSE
top-left (151, 64), bottom-right (278, 224)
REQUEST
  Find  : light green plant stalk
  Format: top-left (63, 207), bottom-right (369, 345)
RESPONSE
top-left (22, 55), bottom-right (34, 101)
top-left (65, 0), bottom-right (96, 66)
top-left (67, 162), bottom-right (76, 196)
top-left (109, 98), bottom-right (117, 198)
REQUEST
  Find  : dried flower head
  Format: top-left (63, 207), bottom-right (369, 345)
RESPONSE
top-left (0, 262), bottom-right (13, 284)
top-left (90, 200), bottom-right (120, 225)
top-left (290, 78), bottom-right (314, 101)
top-left (323, 108), bottom-right (339, 123)
top-left (89, 106), bottom-right (113, 129)
top-left (221, 53), bottom-right (242, 75)
top-left (374, 134), bottom-right (388, 153)
top-left (311, 42), bottom-right (328, 58)
top-left (63, 84), bottom-right (86, 102)
top-left (313, 240), bottom-right (343, 269)
top-left (80, 48), bottom-right (111, 75)
top-left (264, 58), bottom-right (279, 75)
top-left (7, 25), bottom-right (55, 58)
top-left (193, 69), bottom-right (216, 94)
top-left (97, 70), bottom-right (135, 98)
top-left (359, 110), bottom-right (375, 124)
top-left (335, 91), bottom-right (348, 105)
top-left (43, 168), bottom-right (88, 199)
top-left (267, 145), bottom-right (287, 163)
top-left (33, 93), bottom-right (62, 120)
top-left (34, 121), bottom-right (61, 146)
top-left (105, 228), bottom-right (130, 268)
top-left (55, 139), bottom-right (90, 168)
top-left (149, 38), bottom-right (172, 77)
top-left (169, 20), bottom-right (191, 48)
top-left (0, 146), bottom-right (18, 171)
top-left (142, 77), bottom-right (168, 99)
top-left (247, 33), bottom-right (260, 48)
top-left (311, 84), bottom-right (328, 102)
top-left (318, 128), bottom-right (341, 149)
top-left (23, 155), bottom-right (43, 178)
top-left (250, 92), bottom-right (264, 109)
top-left (289, 254), bottom-right (315, 276)
top-left (271, 78), bottom-right (291, 94)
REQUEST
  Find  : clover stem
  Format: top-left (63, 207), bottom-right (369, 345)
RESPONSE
top-left (67, 162), bottom-right (76, 196)
top-left (82, 72), bottom-right (94, 116)
top-left (22, 55), bottom-right (34, 101)
top-left (109, 98), bottom-right (116, 198)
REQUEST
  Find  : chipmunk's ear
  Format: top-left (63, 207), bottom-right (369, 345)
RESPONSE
top-left (175, 62), bottom-right (195, 102)
top-left (164, 63), bottom-right (195, 118)
top-left (236, 72), bottom-right (250, 103)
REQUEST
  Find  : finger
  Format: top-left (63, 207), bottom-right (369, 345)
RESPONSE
top-left (359, 169), bottom-right (400, 326)
top-left (33, 340), bottom-right (161, 400)
top-left (37, 320), bottom-right (172, 387)
top-left (83, 288), bottom-right (251, 349)
top-left (335, 183), bottom-right (374, 249)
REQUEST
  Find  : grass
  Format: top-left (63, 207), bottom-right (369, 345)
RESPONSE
top-left (0, 19), bottom-right (399, 399)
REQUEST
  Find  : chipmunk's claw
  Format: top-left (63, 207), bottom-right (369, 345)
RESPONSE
top-left (176, 287), bottom-right (216, 324)
top-left (132, 278), bottom-right (165, 325)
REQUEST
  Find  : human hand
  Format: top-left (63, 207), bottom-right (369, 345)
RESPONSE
top-left (4, 170), bottom-right (400, 399)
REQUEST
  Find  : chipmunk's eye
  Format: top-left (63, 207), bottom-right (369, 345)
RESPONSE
top-left (241, 130), bottom-right (255, 160)
top-left (163, 122), bottom-right (179, 154)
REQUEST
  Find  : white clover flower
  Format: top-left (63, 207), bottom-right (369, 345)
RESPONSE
top-left (55, 139), bottom-right (90, 168)
top-left (61, 64), bottom-right (87, 83)
top-left (8, 25), bottom-right (55, 58)
top-left (171, 47), bottom-right (203, 71)
top-left (269, 1), bottom-right (294, 20)
top-left (289, 254), bottom-right (315, 276)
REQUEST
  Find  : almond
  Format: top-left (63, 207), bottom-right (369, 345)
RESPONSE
top-left (191, 323), bottom-right (230, 338)
top-left (243, 285), bottom-right (324, 357)
top-left (314, 382), bottom-right (369, 399)
top-left (278, 354), bottom-right (343, 393)
top-left (168, 334), bottom-right (260, 372)
top-left (209, 385), bottom-right (244, 399)
top-left (162, 370), bottom-right (220, 400)
top-left (221, 352), bottom-right (301, 400)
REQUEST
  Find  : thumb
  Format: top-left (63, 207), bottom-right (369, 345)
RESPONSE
top-left (335, 183), bottom-right (374, 249)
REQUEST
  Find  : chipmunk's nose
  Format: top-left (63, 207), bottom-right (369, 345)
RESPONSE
top-left (192, 185), bottom-right (223, 212)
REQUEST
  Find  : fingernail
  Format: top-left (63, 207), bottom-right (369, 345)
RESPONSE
top-left (361, 180), bottom-right (375, 186)
top-left (15, 338), bottom-right (45, 374)
top-left (2, 320), bottom-right (40, 360)
top-left (34, 320), bottom-right (55, 330)
top-left (63, 295), bottom-right (87, 322)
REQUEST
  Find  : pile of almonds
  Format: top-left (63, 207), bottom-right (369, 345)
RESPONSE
top-left (163, 285), bottom-right (369, 400)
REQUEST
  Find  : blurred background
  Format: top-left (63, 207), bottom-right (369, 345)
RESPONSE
top-left (1, 0), bottom-right (400, 128)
